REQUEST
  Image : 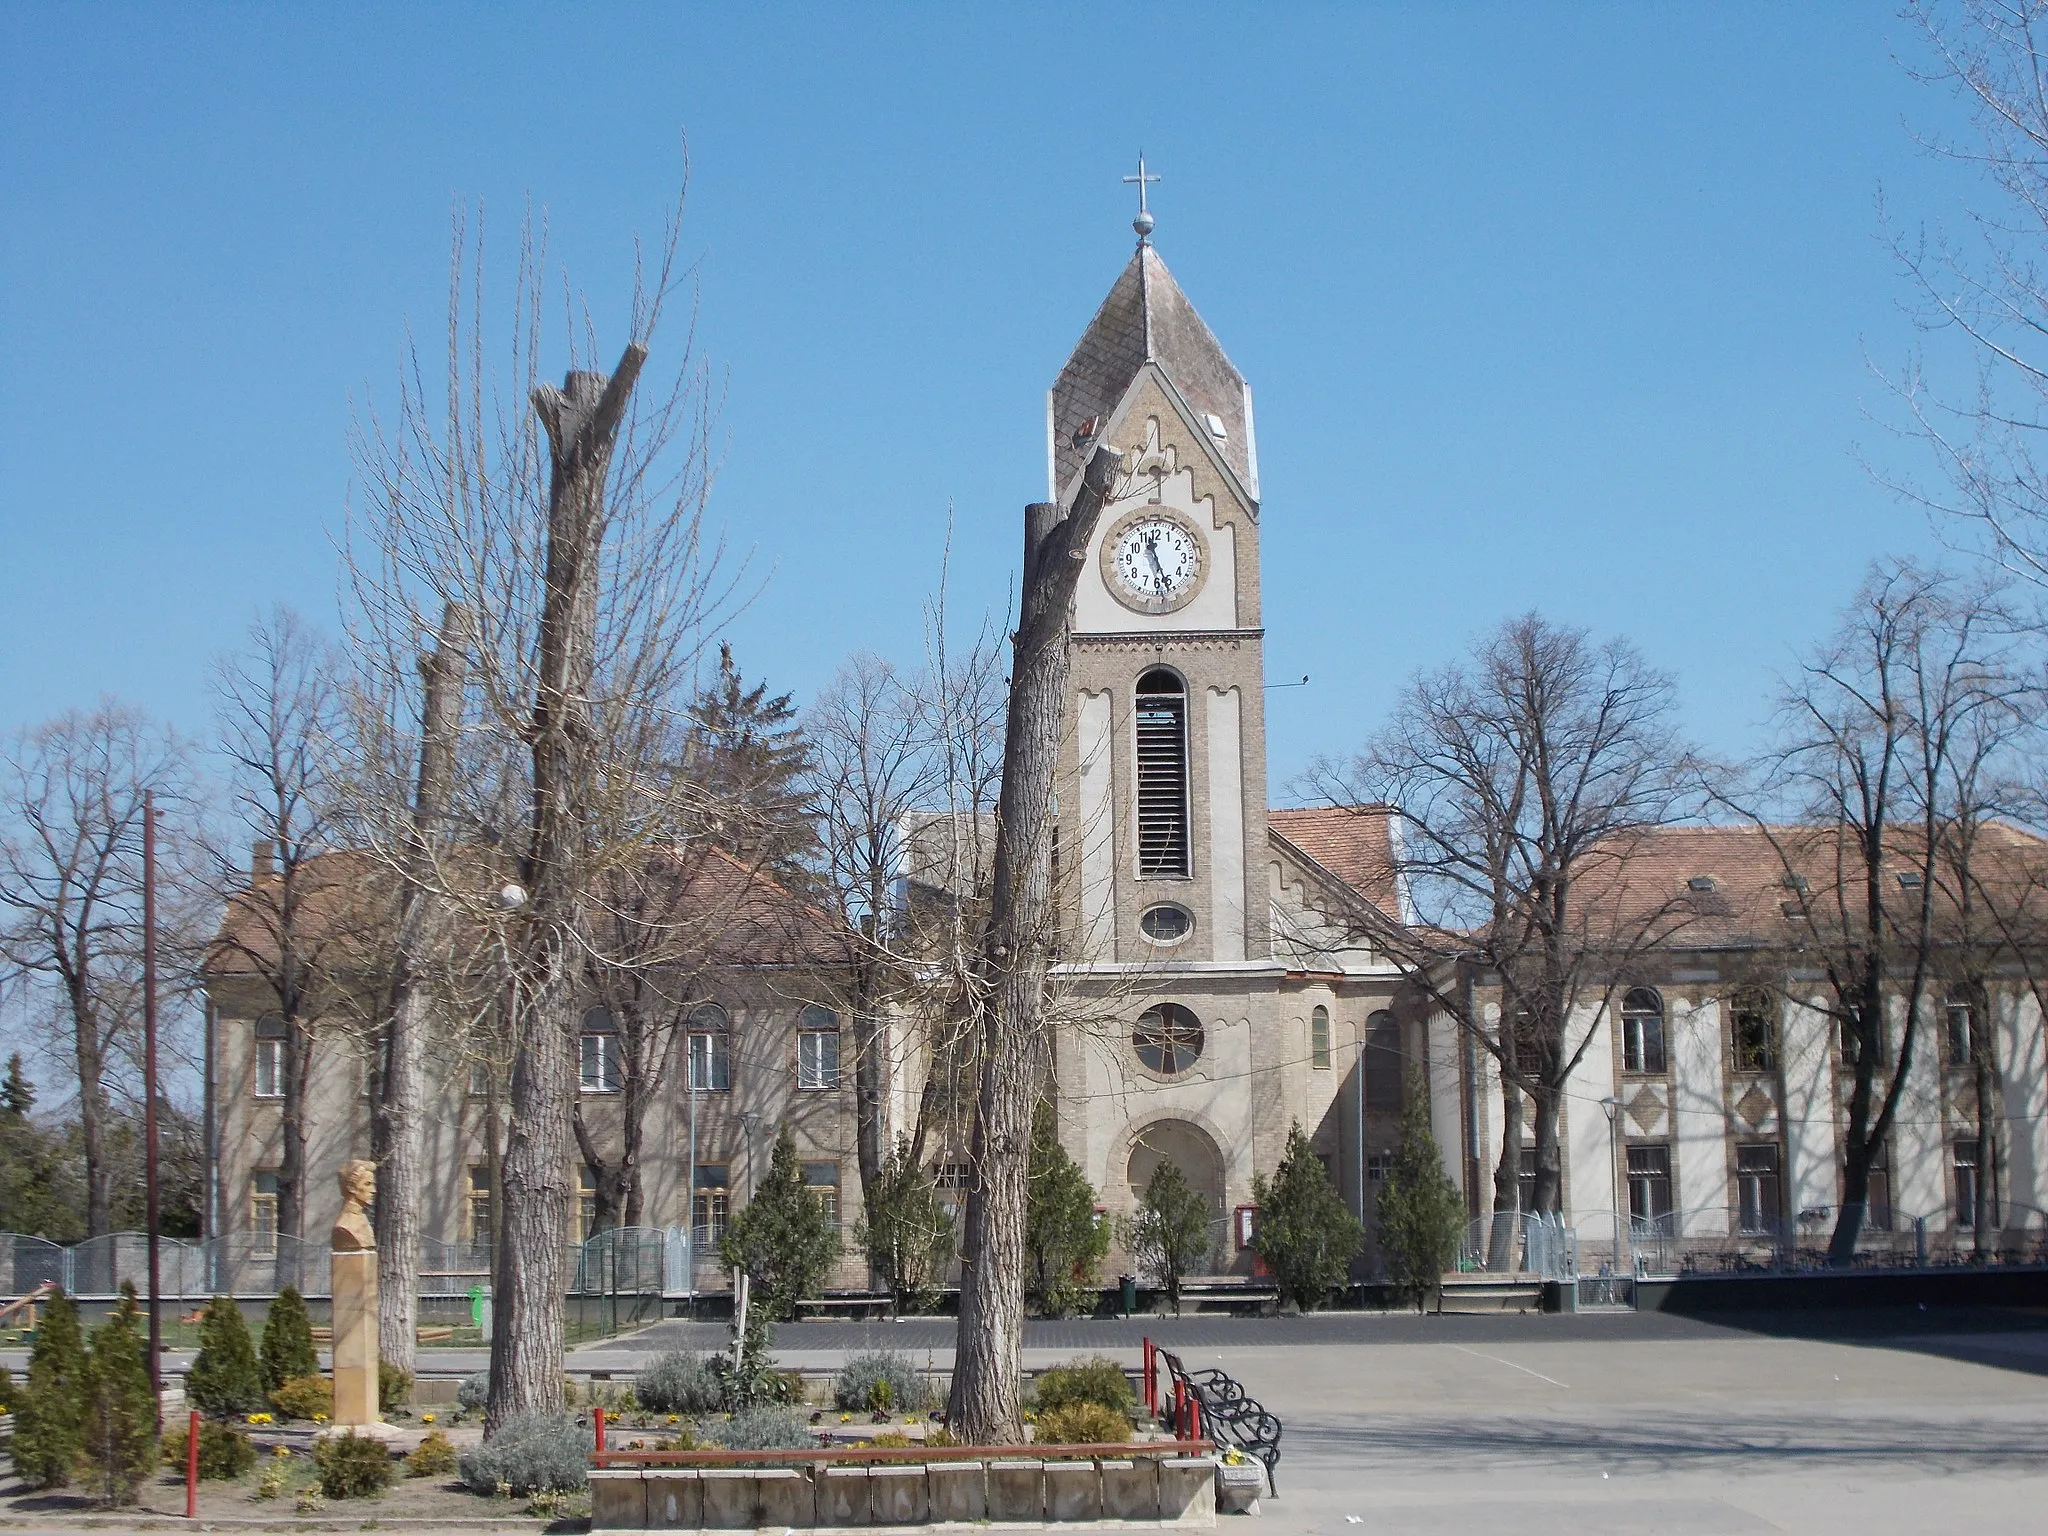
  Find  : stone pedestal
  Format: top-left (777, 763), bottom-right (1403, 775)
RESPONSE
top-left (1159, 1456), bottom-right (1217, 1524)
top-left (869, 1464), bottom-right (927, 1524)
top-left (926, 1461), bottom-right (985, 1522)
top-left (816, 1465), bottom-right (871, 1525)
top-left (987, 1459), bottom-right (1044, 1522)
top-left (330, 1249), bottom-right (385, 1431)
top-left (1102, 1458), bottom-right (1160, 1521)
top-left (645, 1469), bottom-right (702, 1528)
top-left (1045, 1459), bottom-right (1103, 1521)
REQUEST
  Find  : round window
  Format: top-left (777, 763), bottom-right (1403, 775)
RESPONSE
top-left (1134, 1003), bottom-right (1204, 1075)
top-left (1139, 904), bottom-right (1193, 944)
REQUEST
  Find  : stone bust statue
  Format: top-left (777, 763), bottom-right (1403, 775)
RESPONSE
top-left (332, 1158), bottom-right (377, 1252)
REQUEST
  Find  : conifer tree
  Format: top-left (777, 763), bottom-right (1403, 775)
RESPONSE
top-left (184, 1295), bottom-right (264, 1418)
top-left (855, 1140), bottom-right (954, 1314)
top-left (12, 1288), bottom-right (87, 1488)
top-left (719, 1124), bottom-right (840, 1320)
top-left (1252, 1122), bottom-right (1366, 1311)
top-left (687, 643), bottom-right (817, 888)
top-left (1124, 1161), bottom-right (1212, 1315)
top-left (1375, 1073), bottom-right (1466, 1313)
top-left (1024, 1102), bottom-right (1109, 1317)
top-left (2, 1052), bottom-right (33, 1116)
top-left (76, 1285), bottom-right (157, 1507)
top-left (260, 1286), bottom-right (319, 1394)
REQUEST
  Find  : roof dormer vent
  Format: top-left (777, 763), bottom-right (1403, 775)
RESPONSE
top-left (1201, 412), bottom-right (1228, 441)
top-left (1687, 875), bottom-right (1717, 892)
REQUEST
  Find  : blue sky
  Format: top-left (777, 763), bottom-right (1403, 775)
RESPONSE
top-left (0, 4), bottom-right (1991, 794)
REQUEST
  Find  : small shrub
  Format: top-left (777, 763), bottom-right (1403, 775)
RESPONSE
top-left (0, 1361), bottom-right (14, 1408)
top-left (457, 1369), bottom-right (490, 1411)
top-left (185, 1296), bottom-right (265, 1420)
top-left (255, 1459), bottom-right (289, 1499)
top-left (1033, 1357), bottom-right (1132, 1414)
top-left (269, 1373), bottom-right (334, 1422)
top-left (12, 1289), bottom-right (86, 1489)
top-left (700, 1405), bottom-right (815, 1451)
top-left (313, 1429), bottom-right (396, 1498)
top-left (163, 1418), bottom-right (258, 1479)
top-left (76, 1288), bottom-right (158, 1507)
top-left (866, 1430), bottom-right (912, 1448)
top-left (560, 1376), bottom-right (580, 1408)
top-left (925, 1426), bottom-right (957, 1449)
top-left (1035, 1400), bottom-right (1130, 1445)
top-left (406, 1428), bottom-right (459, 1479)
top-left (636, 1350), bottom-right (721, 1415)
top-left (831, 1352), bottom-right (930, 1414)
top-left (458, 1411), bottom-right (590, 1496)
top-left (260, 1287), bottom-right (319, 1393)
top-left (378, 1361), bottom-right (413, 1415)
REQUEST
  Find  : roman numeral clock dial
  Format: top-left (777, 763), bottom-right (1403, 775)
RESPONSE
top-left (1103, 510), bottom-right (1208, 615)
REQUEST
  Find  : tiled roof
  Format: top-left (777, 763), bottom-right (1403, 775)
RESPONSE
top-left (1049, 245), bottom-right (1253, 501)
top-left (1267, 804), bottom-right (1403, 922)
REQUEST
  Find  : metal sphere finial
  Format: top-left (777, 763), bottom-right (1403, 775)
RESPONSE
top-left (1134, 208), bottom-right (1156, 238)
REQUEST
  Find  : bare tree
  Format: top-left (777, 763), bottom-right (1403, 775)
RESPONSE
top-left (946, 442), bottom-right (1123, 1443)
top-left (0, 704), bottom-right (192, 1237)
top-left (1743, 560), bottom-right (2031, 1262)
top-left (345, 195), bottom-right (738, 1431)
top-left (1305, 615), bottom-right (1698, 1255)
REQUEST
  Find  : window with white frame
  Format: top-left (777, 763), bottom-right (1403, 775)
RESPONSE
top-left (1736, 1144), bottom-right (1781, 1235)
top-left (254, 1015), bottom-right (285, 1099)
top-left (797, 1005), bottom-right (841, 1091)
top-left (1626, 1144), bottom-right (1673, 1235)
top-left (1954, 1139), bottom-right (1997, 1228)
top-left (803, 1160), bottom-right (842, 1227)
top-left (575, 1165), bottom-right (600, 1241)
top-left (1730, 991), bottom-right (1776, 1074)
top-left (579, 1008), bottom-right (622, 1093)
top-left (251, 1170), bottom-right (280, 1255)
top-left (693, 1164), bottom-right (730, 1248)
top-left (1621, 988), bottom-right (1668, 1075)
top-left (1945, 996), bottom-right (1976, 1066)
top-left (1310, 1006), bottom-right (1331, 1070)
top-left (687, 1003), bottom-right (732, 1092)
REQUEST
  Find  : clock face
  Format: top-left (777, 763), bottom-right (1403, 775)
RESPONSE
top-left (1108, 515), bottom-right (1205, 613)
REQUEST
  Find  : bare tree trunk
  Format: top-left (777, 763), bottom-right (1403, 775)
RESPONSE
top-left (72, 988), bottom-right (111, 1238)
top-left (1529, 1082), bottom-right (1563, 1217)
top-left (277, 1021), bottom-right (311, 1289)
top-left (1486, 1069), bottom-right (1521, 1272)
top-left (376, 602), bottom-right (469, 1375)
top-left (947, 444), bottom-right (1120, 1444)
top-left (486, 351), bottom-right (645, 1434)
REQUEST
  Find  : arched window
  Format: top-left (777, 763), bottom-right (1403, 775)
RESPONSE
top-left (687, 1003), bottom-right (731, 1092)
top-left (579, 1008), bottom-right (621, 1093)
top-left (1310, 1005), bottom-right (1331, 1070)
top-left (1134, 669), bottom-right (1190, 878)
top-left (798, 1004), bottom-right (841, 1091)
top-left (1730, 990), bottom-right (1775, 1074)
top-left (253, 1014), bottom-right (285, 1099)
top-left (1134, 1003), bottom-right (1204, 1075)
top-left (1365, 1011), bottom-right (1403, 1108)
top-left (1620, 987), bottom-right (1667, 1075)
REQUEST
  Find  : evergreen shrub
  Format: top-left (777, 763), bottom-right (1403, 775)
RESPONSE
top-left (700, 1405), bottom-right (814, 1451)
top-left (719, 1125), bottom-right (840, 1319)
top-left (378, 1362), bottom-right (413, 1415)
top-left (163, 1418), bottom-right (258, 1479)
top-left (269, 1374), bottom-right (333, 1422)
top-left (1035, 1401), bottom-right (1130, 1445)
top-left (0, 1361), bottom-right (15, 1409)
top-left (457, 1411), bottom-right (589, 1495)
top-left (456, 1369), bottom-right (489, 1411)
top-left (405, 1428), bottom-right (459, 1479)
top-left (185, 1296), bottom-right (264, 1419)
top-left (12, 1288), bottom-right (86, 1488)
top-left (830, 1351), bottom-right (930, 1414)
top-left (259, 1287), bottom-right (318, 1392)
top-left (313, 1429), bottom-right (395, 1498)
top-left (1252, 1123), bottom-right (1366, 1311)
top-left (635, 1350), bottom-right (721, 1414)
top-left (1032, 1356), bottom-right (1132, 1414)
top-left (76, 1288), bottom-right (158, 1507)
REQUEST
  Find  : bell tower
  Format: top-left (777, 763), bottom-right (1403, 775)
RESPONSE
top-left (1054, 191), bottom-right (1269, 969)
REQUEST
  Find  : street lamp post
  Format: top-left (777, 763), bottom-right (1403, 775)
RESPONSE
top-left (143, 790), bottom-right (161, 1430)
top-left (1600, 1095), bottom-right (1623, 1275)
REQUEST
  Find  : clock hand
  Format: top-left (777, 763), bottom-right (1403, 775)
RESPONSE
top-left (1145, 533), bottom-right (1169, 593)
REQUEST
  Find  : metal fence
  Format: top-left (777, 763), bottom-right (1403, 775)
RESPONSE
top-left (1567, 1203), bottom-right (2048, 1278)
top-left (1457, 1213), bottom-right (1577, 1281)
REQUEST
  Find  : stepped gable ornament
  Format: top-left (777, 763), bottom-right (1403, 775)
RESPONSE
top-left (332, 1158), bottom-right (377, 1252)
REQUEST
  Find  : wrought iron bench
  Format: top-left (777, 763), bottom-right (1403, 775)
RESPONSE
top-left (1154, 1345), bottom-right (1283, 1493)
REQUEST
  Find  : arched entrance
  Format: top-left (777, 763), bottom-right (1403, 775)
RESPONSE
top-left (1125, 1118), bottom-right (1226, 1215)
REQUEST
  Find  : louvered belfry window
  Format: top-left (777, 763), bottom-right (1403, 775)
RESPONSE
top-left (1134, 668), bottom-right (1191, 877)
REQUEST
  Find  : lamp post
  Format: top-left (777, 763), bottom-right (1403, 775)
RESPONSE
top-left (143, 790), bottom-right (161, 1429)
top-left (1599, 1095), bottom-right (1623, 1275)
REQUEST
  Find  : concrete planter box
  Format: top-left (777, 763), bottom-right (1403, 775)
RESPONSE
top-left (987, 1458), bottom-right (1046, 1521)
top-left (699, 1469), bottom-right (758, 1528)
top-left (926, 1460), bottom-right (985, 1521)
top-left (645, 1469), bottom-right (701, 1529)
top-left (1045, 1460), bottom-right (1102, 1522)
top-left (1100, 1458), bottom-right (1159, 1521)
top-left (816, 1465), bottom-right (871, 1525)
top-left (869, 1464), bottom-right (928, 1524)
top-left (590, 1469), bottom-right (647, 1529)
top-left (757, 1469), bottom-right (811, 1527)
top-left (1215, 1460), bottom-right (1265, 1515)
top-left (1160, 1457), bottom-right (1218, 1524)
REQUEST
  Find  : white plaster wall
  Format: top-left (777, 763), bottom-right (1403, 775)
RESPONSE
top-left (1205, 686), bottom-right (1245, 961)
top-left (1999, 987), bottom-right (2047, 1215)
top-left (1470, 1002), bottom-right (1504, 1224)
top-left (1672, 998), bottom-right (1729, 1236)
top-left (1567, 1005), bottom-right (1616, 1228)
top-left (1425, 1011), bottom-right (1465, 1199)
top-left (1893, 997), bottom-right (1947, 1226)
top-left (1076, 689), bottom-right (1116, 961)
top-left (1081, 1012), bottom-right (1258, 1216)
top-left (1782, 994), bottom-right (1839, 1219)
top-left (1072, 427), bottom-right (1240, 634)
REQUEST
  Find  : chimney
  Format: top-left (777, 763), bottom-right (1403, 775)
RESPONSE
top-left (252, 840), bottom-right (277, 880)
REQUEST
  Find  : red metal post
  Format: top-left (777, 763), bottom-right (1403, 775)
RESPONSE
top-left (1188, 1395), bottom-right (1202, 1442)
top-left (184, 1408), bottom-right (199, 1518)
top-left (1142, 1337), bottom-right (1154, 1414)
top-left (594, 1406), bottom-right (607, 1463)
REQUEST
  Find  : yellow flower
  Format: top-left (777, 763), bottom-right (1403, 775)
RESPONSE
top-left (839, 1414), bottom-right (851, 1423)
top-left (313, 1413), bottom-right (329, 1424)
top-left (246, 1412), bottom-right (273, 1425)
top-left (666, 1415), bottom-right (679, 1424)
top-left (273, 1446), bottom-right (293, 1459)
top-left (421, 1412), bottom-right (435, 1424)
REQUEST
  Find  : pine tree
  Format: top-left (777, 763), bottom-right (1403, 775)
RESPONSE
top-left (720, 1124), bottom-right (840, 1320)
top-left (76, 1285), bottom-right (157, 1507)
top-left (1375, 1073), bottom-right (1466, 1313)
top-left (1124, 1161), bottom-right (1212, 1315)
top-left (184, 1295), bottom-right (264, 1418)
top-left (855, 1140), bottom-right (954, 1313)
top-left (687, 643), bottom-right (818, 888)
top-left (2, 1052), bottom-right (33, 1116)
top-left (1025, 1102), bottom-right (1109, 1317)
top-left (12, 1288), bottom-right (87, 1488)
top-left (260, 1286), bottom-right (319, 1394)
top-left (1252, 1122), bottom-right (1366, 1311)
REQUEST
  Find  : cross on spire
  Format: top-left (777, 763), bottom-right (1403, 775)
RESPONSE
top-left (1124, 153), bottom-right (1160, 242)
